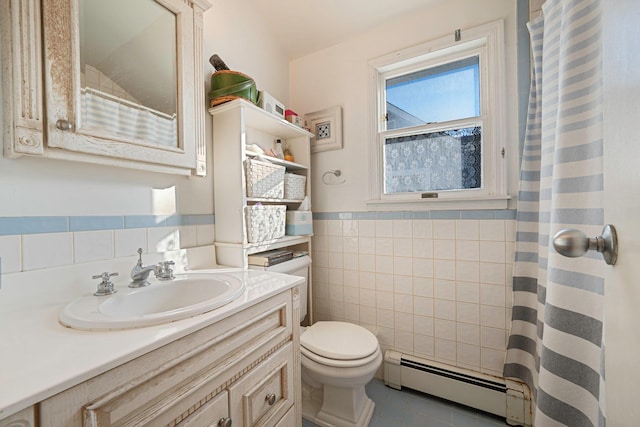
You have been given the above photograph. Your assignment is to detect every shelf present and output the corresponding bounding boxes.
[209,99,313,139]
[247,197,304,204]
[211,97,313,270]
[215,235,312,255]
[245,152,307,171]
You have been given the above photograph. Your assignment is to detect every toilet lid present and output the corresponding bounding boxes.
[300,321,378,360]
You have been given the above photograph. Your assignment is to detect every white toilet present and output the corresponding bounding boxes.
[300,321,382,427]
[251,255,382,427]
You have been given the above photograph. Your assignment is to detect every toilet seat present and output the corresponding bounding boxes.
[300,321,380,368]
[301,345,381,368]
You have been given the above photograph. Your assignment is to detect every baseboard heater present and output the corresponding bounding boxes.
[384,350,533,426]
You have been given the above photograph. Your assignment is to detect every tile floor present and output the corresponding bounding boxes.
[302,378,510,427]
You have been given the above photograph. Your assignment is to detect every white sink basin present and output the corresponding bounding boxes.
[59,273,245,330]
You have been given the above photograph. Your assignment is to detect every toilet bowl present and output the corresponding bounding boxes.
[249,257,381,427]
[300,321,382,427]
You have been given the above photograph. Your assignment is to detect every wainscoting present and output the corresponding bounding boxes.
[311,211,516,378]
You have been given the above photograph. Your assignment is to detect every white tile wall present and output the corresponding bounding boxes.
[3,225,210,274]
[196,224,215,246]
[23,233,73,270]
[0,235,22,274]
[147,227,180,253]
[74,230,114,263]
[312,217,516,377]
[114,228,147,258]
[179,226,198,249]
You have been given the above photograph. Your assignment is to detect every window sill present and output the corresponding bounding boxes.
[365,195,511,211]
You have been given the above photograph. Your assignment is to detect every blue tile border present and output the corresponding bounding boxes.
[70,216,124,232]
[0,211,513,236]
[124,215,165,229]
[0,214,214,236]
[313,210,516,221]
[404,211,431,219]
[495,209,518,220]
[376,212,398,220]
[354,212,378,220]
[430,210,462,219]
[460,210,496,220]
[0,217,68,235]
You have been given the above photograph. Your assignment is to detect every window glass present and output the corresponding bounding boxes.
[384,126,482,194]
[385,56,480,130]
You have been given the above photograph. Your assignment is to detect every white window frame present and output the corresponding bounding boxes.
[367,20,509,209]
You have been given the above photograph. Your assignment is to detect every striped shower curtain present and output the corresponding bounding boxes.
[503,1,605,426]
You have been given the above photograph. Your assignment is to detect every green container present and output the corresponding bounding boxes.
[208,70,258,107]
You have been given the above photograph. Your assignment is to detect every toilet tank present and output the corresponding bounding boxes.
[248,255,311,323]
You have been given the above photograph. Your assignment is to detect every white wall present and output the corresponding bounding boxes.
[203,0,290,107]
[289,0,520,213]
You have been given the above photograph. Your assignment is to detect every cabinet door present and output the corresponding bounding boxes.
[229,342,294,427]
[39,0,207,175]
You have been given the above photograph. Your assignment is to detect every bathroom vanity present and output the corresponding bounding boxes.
[0,263,302,427]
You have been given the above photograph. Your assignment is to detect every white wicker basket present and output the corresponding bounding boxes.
[245,159,285,199]
[284,173,306,200]
[245,205,286,243]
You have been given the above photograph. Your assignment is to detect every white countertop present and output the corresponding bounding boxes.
[0,262,302,419]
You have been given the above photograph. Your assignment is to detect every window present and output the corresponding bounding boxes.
[386,56,480,130]
[368,21,508,207]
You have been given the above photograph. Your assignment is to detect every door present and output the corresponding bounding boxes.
[602,1,640,425]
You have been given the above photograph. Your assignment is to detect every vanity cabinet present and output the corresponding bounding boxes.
[0,0,210,176]
[0,407,36,427]
[38,287,302,427]
[209,99,314,267]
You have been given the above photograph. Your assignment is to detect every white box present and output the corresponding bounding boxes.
[258,91,285,119]
[286,211,313,236]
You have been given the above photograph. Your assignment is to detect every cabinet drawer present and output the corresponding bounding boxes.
[229,342,294,427]
[174,390,229,427]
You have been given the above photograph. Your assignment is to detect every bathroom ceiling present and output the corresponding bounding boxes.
[252,0,446,59]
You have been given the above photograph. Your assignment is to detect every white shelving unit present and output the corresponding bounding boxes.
[209,98,314,268]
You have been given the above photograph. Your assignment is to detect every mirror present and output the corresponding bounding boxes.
[79,0,178,148]
[3,0,215,175]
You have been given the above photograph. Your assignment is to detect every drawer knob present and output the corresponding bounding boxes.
[218,417,232,427]
[55,119,73,131]
[265,393,277,406]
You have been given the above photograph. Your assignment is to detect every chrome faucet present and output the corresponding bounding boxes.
[129,248,176,287]
[130,248,157,288]
[93,271,118,296]
[156,260,175,280]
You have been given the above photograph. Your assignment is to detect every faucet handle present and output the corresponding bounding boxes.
[92,272,118,296]
[136,248,144,266]
[156,260,175,280]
